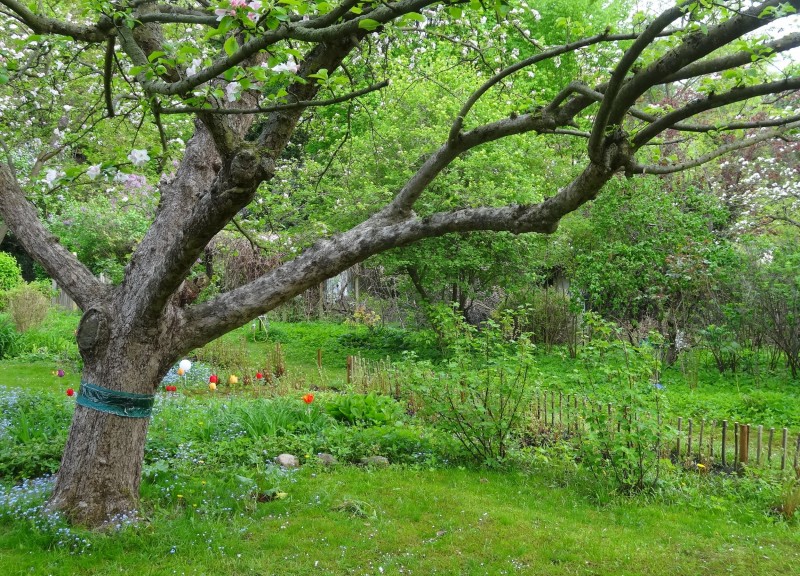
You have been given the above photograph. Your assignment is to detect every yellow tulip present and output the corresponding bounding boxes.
[228,375,239,385]
[177,368,185,376]
[209,382,217,391]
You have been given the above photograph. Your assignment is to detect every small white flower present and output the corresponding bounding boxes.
[43,169,60,188]
[271,59,299,74]
[186,58,201,77]
[225,81,241,102]
[114,171,128,183]
[128,149,150,167]
[87,164,101,180]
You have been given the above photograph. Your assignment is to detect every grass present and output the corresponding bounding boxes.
[2,467,799,576]
[2,313,800,575]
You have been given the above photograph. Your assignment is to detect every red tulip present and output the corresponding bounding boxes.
[209,374,218,384]
[302,393,314,404]
[66,388,75,397]
[256,372,263,380]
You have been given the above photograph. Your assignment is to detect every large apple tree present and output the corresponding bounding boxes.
[1,0,799,525]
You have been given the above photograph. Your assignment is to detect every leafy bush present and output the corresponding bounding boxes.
[325,392,405,426]
[0,387,72,479]
[224,397,335,438]
[0,251,22,293]
[0,314,19,359]
[404,309,537,466]
[577,315,671,493]
[6,283,50,332]
[329,424,457,465]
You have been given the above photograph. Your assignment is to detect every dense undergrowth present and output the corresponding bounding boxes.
[1,310,799,574]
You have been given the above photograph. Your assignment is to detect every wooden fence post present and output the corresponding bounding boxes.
[738,423,749,466]
[721,420,728,468]
[768,428,775,463]
[781,428,788,471]
[698,419,705,461]
[756,425,763,465]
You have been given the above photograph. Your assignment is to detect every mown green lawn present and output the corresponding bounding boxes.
[2,319,799,576]
[2,466,799,576]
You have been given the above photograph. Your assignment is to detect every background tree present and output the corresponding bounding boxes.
[1,0,799,525]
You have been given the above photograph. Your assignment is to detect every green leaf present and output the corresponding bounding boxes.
[358,18,381,31]
[223,35,239,56]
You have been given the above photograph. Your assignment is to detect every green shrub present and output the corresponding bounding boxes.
[0,387,72,479]
[0,314,19,359]
[7,283,50,332]
[404,308,537,466]
[577,315,672,493]
[325,392,405,426]
[0,251,22,292]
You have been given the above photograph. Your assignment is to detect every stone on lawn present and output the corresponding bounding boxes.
[275,453,300,468]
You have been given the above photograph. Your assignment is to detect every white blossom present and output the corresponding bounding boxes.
[128,149,150,167]
[225,81,241,102]
[87,164,101,180]
[271,59,299,74]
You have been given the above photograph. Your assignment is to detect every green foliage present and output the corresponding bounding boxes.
[0,252,22,292]
[0,314,19,359]
[47,197,150,282]
[577,315,671,493]
[404,308,537,466]
[6,283,50,332]
[0,387,71,479]
[325,392,405,427]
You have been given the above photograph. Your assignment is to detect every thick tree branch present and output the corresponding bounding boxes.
[632,76,800,148]
[588,1,688,160]
[661,31,800,84]
[594,0,800,160]
[159,80,389,115]
[128,0,437,97]
[0,165,107,309]
[177,159,621,350]
[120,39,361,324]
[628,121,800,174]
[0,0,112,42]
[448,29,679,142]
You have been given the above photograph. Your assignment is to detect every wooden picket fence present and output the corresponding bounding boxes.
[531,389,800,474]
[342,354,800,474]
[345,355,403,399]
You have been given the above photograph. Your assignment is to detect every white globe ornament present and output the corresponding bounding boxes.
[179,359,192,372]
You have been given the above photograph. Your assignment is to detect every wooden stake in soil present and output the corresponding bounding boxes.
[676,417,682,459]
[768,427,775,463]
[687,419,693,460]
[317,348,322,370]
[346,356,353,385]
[734,422,739,468]
[794,433,800,471]
[738,424,749,466]
[721,420,728,467]
[698,420,705,461]
[756,425,763,465]
[709,420,715,458]
[781,428,788,471]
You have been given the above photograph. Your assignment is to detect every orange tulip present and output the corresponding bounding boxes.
[302,393,314,404]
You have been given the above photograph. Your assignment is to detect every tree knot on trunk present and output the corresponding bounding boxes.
[77,307,111,357]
